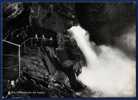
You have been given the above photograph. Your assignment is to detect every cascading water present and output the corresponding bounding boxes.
[68,25,136,97]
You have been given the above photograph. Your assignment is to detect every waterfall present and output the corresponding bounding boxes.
[68,25,135,97]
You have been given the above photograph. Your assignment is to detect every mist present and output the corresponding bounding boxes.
[68,25,136,97]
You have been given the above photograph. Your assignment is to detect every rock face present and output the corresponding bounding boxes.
[3,3,85,97]
[3,39,83,97]
[19,46,76,97]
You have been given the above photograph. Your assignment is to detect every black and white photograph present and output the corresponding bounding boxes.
[2,2,136,98]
